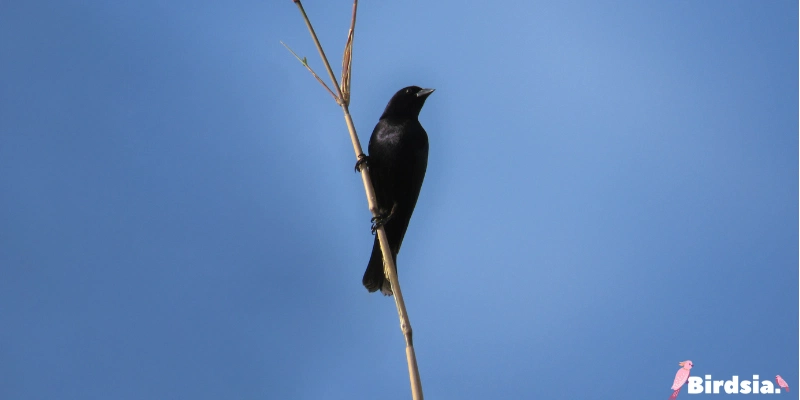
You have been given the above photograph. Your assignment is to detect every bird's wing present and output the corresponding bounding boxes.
[671,370,689,390]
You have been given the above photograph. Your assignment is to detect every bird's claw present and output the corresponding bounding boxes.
[370,203,397,234]
[354,154,369,173]
[370,215,388,234]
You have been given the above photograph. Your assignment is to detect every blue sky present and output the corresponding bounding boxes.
[1,1,797,399]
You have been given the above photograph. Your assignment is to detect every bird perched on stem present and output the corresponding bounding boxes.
[356,86,434,295]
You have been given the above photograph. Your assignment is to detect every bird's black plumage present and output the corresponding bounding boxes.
[360,86,434,295]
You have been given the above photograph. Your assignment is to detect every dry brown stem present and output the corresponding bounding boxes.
[284,2,424,399]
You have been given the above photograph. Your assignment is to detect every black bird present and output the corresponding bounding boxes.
[357,86,434,295]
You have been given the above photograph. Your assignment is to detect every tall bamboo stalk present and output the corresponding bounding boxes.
[285,1,424,399]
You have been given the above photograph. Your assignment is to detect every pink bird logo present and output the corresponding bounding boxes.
[776,375,789,392]
[669,360,693,400]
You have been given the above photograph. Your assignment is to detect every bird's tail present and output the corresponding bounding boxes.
[362,237,394,296]
[669,389,680,400]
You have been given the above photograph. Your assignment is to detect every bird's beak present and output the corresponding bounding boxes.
[416,88,435,98]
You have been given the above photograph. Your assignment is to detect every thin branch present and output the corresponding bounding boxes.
[292,0,344,103]
[339,0,357,106]
[280,41,338,102]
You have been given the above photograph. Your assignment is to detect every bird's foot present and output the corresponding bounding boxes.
[354,154,369,173]
[371,203,397,234]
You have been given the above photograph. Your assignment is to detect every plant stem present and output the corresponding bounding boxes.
[288,2,424,399]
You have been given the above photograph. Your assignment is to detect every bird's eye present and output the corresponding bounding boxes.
[405,88,411,94]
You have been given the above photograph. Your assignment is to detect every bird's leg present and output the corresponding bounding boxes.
[354,154,369,173]
[371,202,397,234]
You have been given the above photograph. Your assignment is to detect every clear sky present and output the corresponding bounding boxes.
[1,1,797,399]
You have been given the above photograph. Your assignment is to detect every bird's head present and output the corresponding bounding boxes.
[380,86,435,120]
[679,360,693,369]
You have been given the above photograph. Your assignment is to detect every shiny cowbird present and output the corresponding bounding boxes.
[357,86,434,295]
